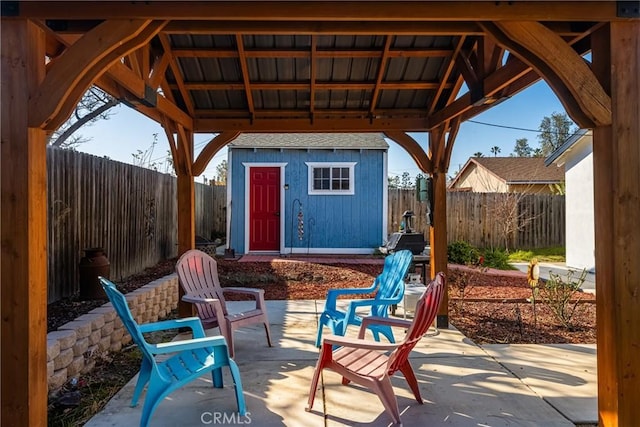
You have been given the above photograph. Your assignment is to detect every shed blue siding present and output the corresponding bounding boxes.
[229,147,385,254]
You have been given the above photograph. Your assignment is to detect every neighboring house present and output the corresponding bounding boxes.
[448,156,565,194]
[227,133,389,255]
[546,129,594,272]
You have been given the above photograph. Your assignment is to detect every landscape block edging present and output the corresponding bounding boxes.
[46,274,179,393]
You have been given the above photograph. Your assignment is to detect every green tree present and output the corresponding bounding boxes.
[401,171,412,189]
[513,138,533,157]
[216,160,228,184]
[490,146,501,157]
[473,152,484,157]
[388,175,401,188]
[537,112,576,156]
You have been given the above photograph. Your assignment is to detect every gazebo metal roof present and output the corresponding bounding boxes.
[29,3,606,136]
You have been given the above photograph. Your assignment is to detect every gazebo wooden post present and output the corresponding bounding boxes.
[428,126,450,328]
[175,127,196,318]
[591,24,617,427]
[430,169,448,328]
[0,19,48,427]
[592,22,640,427]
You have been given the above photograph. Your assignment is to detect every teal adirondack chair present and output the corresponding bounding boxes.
[99,277,246,427]
[315,250,413,347]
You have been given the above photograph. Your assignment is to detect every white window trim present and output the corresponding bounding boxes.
[305,162,356,195]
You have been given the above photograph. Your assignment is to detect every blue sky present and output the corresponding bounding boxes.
[78,80,567,181]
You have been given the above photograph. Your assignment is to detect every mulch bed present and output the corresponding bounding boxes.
[447,268,596,344]
[49,257,597,346]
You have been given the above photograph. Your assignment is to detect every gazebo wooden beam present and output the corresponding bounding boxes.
[235,35,255,121]
[107,62,193,128]
[165,20,485,35]
[159,34,195,116]
[34,23,190,129]
[310,36,317,119]
[148,51,171,89]
[428,57,532,128]
[370,36,393,116]
[194,117,429,132]
[429,36,466,114]
[29,19,164,130]
[174,81,445,91]
[19,1,620,21]
[171,47,453,58]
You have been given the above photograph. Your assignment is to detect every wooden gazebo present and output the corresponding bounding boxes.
[1,2,638,425]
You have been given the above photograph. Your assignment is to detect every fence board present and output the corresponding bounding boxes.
[47,148,225,303]
[387,189,565,250]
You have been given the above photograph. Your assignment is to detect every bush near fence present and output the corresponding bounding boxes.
[387,189,565,249]
[47,148,225,303]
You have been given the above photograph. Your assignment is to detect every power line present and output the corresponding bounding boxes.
[467,119,542,133]
[467,119,576,137]
[147,136,222,164]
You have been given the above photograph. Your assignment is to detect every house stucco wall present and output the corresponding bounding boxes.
[563,138,595,271]
[453,164,507,192]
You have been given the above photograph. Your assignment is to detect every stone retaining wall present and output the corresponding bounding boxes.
[47,274,179,392]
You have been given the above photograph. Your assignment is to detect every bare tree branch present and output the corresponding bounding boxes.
[49,98,119,147]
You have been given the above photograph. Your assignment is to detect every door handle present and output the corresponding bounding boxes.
[274,212,280,217]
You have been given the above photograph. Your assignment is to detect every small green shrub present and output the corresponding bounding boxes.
[447,241,480,265]
[541,268,587,330]
[481,247,514,270]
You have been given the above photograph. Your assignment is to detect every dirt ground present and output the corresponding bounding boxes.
[48,257,596,344]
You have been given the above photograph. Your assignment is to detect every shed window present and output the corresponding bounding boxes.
[305,162,356,195]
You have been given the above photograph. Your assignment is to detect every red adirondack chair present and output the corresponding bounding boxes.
[307,272,445,426]
[176,249,272,358]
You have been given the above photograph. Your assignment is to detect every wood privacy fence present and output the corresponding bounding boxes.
[47,150,563,303]
[387,189,565,250]
[47,148,225,303]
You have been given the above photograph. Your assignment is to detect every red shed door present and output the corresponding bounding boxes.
[249,167,280,251]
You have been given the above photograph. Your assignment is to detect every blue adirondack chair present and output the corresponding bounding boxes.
[315,250,413,347]
[99,277,246,427]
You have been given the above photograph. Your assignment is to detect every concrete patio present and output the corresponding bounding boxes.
[85,299,597,427]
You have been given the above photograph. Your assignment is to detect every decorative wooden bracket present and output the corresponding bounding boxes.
[192,132,241,176]
[481,21,611,128]
[383,131,433,174]
[176,124,193,176]
[30,19,167,130]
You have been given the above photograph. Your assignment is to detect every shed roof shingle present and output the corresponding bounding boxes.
[227,133,389,149]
